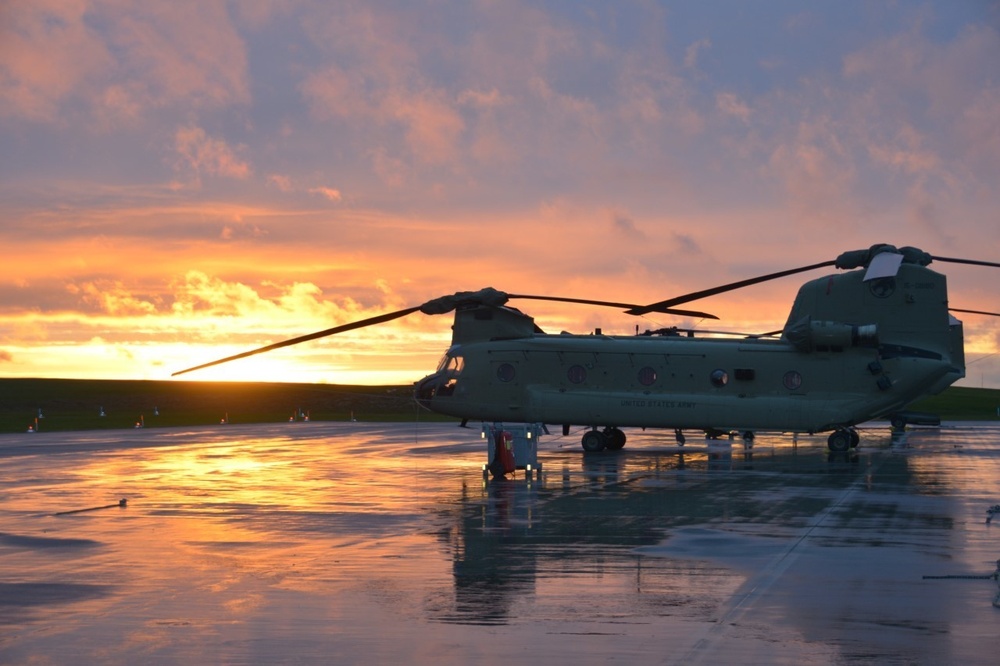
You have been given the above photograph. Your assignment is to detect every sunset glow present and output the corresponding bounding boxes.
[1,2,998,387]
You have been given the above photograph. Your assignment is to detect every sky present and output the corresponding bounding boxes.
[1,0,999,388]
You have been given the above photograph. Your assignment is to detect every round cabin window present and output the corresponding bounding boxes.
[638,367,657,386]
[567,365,587,384]
[710,369,729,388]
[783,370,803,391]
[496,363,515,382]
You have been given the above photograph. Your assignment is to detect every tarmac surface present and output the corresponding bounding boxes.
[1,421,999,665]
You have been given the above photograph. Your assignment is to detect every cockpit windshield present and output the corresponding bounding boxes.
[435,354,464,374]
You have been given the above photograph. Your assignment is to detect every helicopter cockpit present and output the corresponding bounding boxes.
[416,349,465,405]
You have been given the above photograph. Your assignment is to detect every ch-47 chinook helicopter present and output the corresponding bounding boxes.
[174,244,999,453]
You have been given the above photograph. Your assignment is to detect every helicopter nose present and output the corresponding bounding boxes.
[414,373,440,408]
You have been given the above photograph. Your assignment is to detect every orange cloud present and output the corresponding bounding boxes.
[69,281,161,316]
[0,1,249,124]
[767,118,858,227]
[300,64,372,119]
[268,174,293,192]
[0,0,113,122]
[387,90,465,163]
[106,1,249,109]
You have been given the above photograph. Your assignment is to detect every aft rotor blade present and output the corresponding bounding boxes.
[508,294,718,320]
[929,256,1000,317]
[172,306,422,377]
[931,255,1000,269]
[626,260,837,315]
[950,308,1000,318]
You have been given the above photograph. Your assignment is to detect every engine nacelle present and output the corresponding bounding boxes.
[784,317,878,352]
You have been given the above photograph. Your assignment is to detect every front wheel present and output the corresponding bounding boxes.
[581,430,606,452]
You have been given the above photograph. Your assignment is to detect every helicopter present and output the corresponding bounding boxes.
[174,244,999,453]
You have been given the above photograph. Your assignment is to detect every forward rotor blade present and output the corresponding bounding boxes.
[507,294,718,320]
[626,260,837,315]
[172,306,422,377]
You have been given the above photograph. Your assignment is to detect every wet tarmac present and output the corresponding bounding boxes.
[1,421,999,664]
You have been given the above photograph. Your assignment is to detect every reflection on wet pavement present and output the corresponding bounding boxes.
[1,423,999,663]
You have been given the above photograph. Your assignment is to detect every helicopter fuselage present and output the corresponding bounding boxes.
[416,332,955,434]
[415,261,965,441]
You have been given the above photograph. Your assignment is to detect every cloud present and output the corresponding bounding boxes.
[957,85,1000,175]
[301,66,465,165]
[866,124,939,175]
[765,115,858,227]
[103,1,250,110]
[670,232,702,255]
[174,125,252,179]
[684,38,712,69]
[611,213,646,240]
[1,1,249,129]
[171,271,275,319]
[716,92,751,122]
[0,0,114,122]
[268,174,293,192]
[299,64,372,120]
[68,281,160,316]
[387,90,465,163]
[457,88,507,109]
[309,187,342,202]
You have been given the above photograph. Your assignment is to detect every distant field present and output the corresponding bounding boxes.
[908,386,1000,421]
[0,378,996,434]
[0,378,448,433]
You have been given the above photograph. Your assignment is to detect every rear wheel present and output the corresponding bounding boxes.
[604,427,626,450]
[827,429,851,452]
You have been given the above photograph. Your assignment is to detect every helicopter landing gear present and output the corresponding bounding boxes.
[604,427,626,450]
[580,427,627,452]
[581,429,605,452]
[827,428,860,452]
[674,429,686,446]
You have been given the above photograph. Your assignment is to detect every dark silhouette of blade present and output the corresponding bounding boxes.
[931,256,1000,269]
[507,294,718,320]
[625,260,837,315]
[172,306,421,376]
[950,308,1000,318]
[929,256,1000,318]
